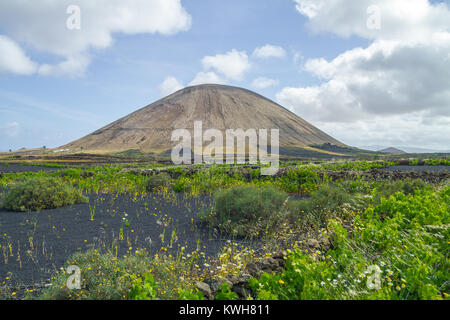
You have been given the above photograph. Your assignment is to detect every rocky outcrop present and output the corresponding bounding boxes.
[196,252,286,300]
[321,169,449,184]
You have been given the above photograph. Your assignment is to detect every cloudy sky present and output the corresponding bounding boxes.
[0,0,449,152]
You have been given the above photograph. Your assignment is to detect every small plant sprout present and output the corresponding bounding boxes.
[89,203,96,221]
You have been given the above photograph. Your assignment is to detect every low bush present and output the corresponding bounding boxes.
[1,177,88,212]
[294,183,353,213]
[146,173,171,192]
[207,185,290,238]
[372,179,428,204]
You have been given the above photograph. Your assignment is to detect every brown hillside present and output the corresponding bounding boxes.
[62,84,346,154]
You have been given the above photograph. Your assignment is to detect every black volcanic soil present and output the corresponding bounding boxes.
[0,192,246,287]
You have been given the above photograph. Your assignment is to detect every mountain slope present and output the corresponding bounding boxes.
[378,147,407,154]
[62,84,347,154]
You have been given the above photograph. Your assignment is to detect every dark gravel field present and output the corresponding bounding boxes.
[0,192,241,286]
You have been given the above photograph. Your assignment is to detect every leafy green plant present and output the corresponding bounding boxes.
[89,203,96,221]
[215,282,238,300]
[178,289,204,300]
[2,177,88,212]
[128,273,158,300]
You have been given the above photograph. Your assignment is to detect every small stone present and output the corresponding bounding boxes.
[203,279,220,293]
[232,285,249,298]
[237,273,251,284]
[272,251,285,260]
[245,262,262,278]
[260,258,278,272]
[196,281,213,300]
[226,274,240,285]
[307,238,320,249]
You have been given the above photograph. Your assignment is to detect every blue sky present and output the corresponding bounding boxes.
[0,0,449,152]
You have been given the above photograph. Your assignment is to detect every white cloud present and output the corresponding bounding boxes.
[189,71,225,86]
[38,54,92,77]
[294,0,450,42]
[0,0,192,76]
[279,37,450,122]
[159,76,184,96]
[253,44,286,59]
[0,36,38,75]
[201,49,250,81]
[251,77,279,89]
[279,0,450,149]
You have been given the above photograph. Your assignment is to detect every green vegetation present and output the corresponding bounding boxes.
[38,249,203,300]
[424,158,450,166]
[1,176,88,212]
[205,185,291,238]
[146,172,171,192]
[215,282,239,300]
[249,186,449,300]
[0,157,448,300]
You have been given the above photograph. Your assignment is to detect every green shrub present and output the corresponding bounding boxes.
[276,166,324,195]
[287,182,366,232]
[2,177,88,212]
[209,185,290,238]
[146,172,171,192]
[173,176,190,192]
[295,183,352,213]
